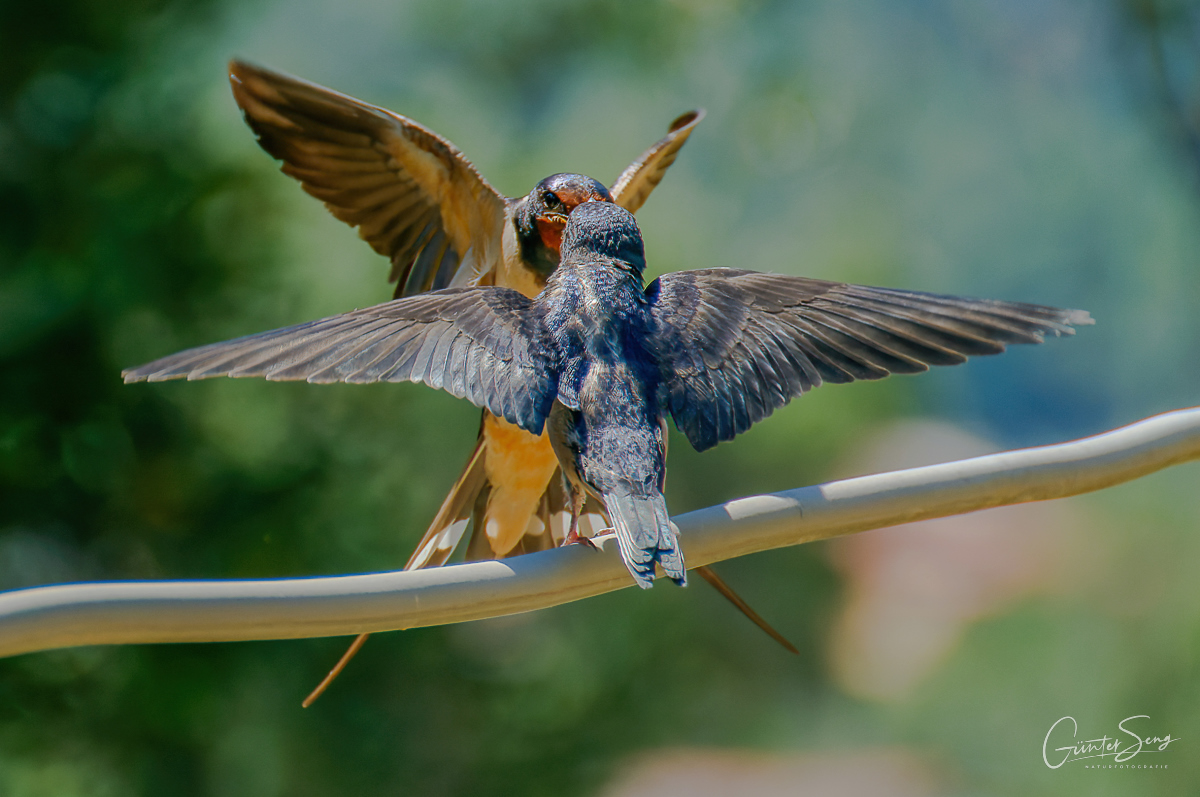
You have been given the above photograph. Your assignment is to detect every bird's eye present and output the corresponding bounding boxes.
[542,191,560,208]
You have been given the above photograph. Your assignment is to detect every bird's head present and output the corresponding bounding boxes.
[516,174,613,275]
[560,200,646,276]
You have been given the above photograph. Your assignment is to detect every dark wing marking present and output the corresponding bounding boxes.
[648,269,1093,451]
[610,110,705,214]
[229,60,507,297]
[123,288,558,434]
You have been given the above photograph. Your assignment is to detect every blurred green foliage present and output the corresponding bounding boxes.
[1,0,1199,795]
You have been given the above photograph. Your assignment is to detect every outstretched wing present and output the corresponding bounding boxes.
[230,60,508,297]
[123,289,558,434]
[610,110,705,214]
[648,269,1093,452]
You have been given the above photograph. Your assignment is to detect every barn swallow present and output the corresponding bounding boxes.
[124,201,1092,591]
[228,62,793,699]
[229,60,703,573]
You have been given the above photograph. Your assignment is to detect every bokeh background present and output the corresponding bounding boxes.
[2,0,1199,794]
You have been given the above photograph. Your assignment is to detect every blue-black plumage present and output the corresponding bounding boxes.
[125,201,1092,588]
[538,203,682,586]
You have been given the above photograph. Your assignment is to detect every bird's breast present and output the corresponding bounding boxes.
[499,216,549,297]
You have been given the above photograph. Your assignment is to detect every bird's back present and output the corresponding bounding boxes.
[542,213,684,587]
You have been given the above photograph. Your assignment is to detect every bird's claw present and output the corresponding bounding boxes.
[562,530,598,549]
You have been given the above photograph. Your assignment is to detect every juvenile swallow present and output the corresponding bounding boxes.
[124,202,1092,590]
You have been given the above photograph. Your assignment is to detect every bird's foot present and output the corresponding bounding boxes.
[562,529,598,549]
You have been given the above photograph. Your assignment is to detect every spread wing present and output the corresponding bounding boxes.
[648,269,1093,452]
[610,110,705,214]
[123,289,558,434]
[230,60,508,298]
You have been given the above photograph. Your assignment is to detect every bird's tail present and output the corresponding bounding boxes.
[605,491,686,589]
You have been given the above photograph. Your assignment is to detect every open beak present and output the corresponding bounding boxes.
[535,191,612,251]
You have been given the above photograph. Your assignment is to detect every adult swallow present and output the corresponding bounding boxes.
[124,201,1092,590]
[229,60,701,568]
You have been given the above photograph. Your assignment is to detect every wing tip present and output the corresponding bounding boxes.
[669,108,706,132]
[228,58,271,90]
[1064,308,1095,327]
[1041,308,1094,339]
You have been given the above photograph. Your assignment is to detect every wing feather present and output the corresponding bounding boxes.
[611,110,705,214]
[229,60,507,297]
[648,270,1092,451]
[123,288,557,435]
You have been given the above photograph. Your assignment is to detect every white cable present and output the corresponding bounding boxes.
[1,406,1197,658]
